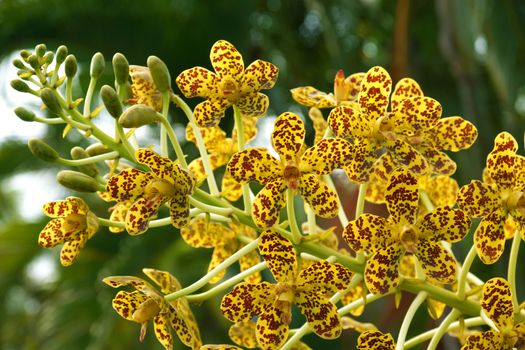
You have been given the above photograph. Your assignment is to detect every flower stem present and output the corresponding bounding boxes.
[286,188,302,244]
[160,91,170,157]
[232,105,252,214]
[164,239,259,301]
[396,291,428,350]
[59,151,120,166]
[323,174,348,227]
[426,308,461,350]
[189,196,232,217]
[355,182,368,219]
[420,190,435,212]
[158,115,187,168]
[457,245,478,300]
[508,229,521,314]
[83,77,97,117]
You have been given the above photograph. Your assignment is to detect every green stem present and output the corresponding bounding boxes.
[185,261,267,303]
[281,323,310,350]
[286,188,302,244]
[59,151,119,166]
[158,116,187,168]
[337,292,384,317]
[323,174,348,227]
[97,217,125,229]
[420,190,435,212]
[65,78,73,106]
[83,77,97,117]
[189,196,232,217]
[232,105,252,214]
[508,229,521,314]
[457,245,478,300]
[396,291,428,350]
[305,204,317,236]
[160,91,170,157]
[355,182,368,219]
[426,308,461,350]
[165,239,259,301]
[34,116,67,124]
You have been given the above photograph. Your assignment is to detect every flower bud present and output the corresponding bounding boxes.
[20,49,31,60]
[27,54,39,70]
[100,85,122,119]
[40,88,63,114]
[14,107,36,122]
[55,45,68,65]
[12,59,25,69]
[28,139,59,162]
[147,55,171,92]
[119,104,161,128]
[64,54,78,78]
[11,79,31,93]
[112,53,129,85]
[43,52,54,65]
[90,52,105,79]
[86,143,111,156]
[35,44,47,58]
[71,147,99,177]
[57,170,101,192]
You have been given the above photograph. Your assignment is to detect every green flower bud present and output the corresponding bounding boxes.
[147,55,171,93]
[57,170,101,192]
[43,52,54,65]
[71,147,99,177]
[85,143,111,156]
[35,44,47,58]
[28,139,59,162]
[100,85,122,119]
[90,52,105,79]
[65,54,78,78]
[55,45,68,65]
[20,49,31,60]
[119,104,161,128]
[14,107,36,122]
[12,59,25,69]
[27,54,39,70]
[40,88,63,114]
[11,79,31,93]
[112,53,129,85]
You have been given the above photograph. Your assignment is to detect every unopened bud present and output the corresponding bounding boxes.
[71,147,99,177]
[119,104,161,128]
[57,170,101,192]
[11,79,31,93]
[112,53,129,85]
[90,52,105,79]
[35,44,47,58]
[20,49,31,60]
[14,107,36,122]
[12,59,25,69]
[28,139,59,162]
[43,52,54,65]
[147,56,171,92]
[64,55,78,78]
[86,143,111,156]
[100,85,122,119]
[27,54,39,70]
[55,45,68,65]
[40,88,63,114]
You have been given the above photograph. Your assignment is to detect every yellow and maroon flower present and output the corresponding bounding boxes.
[457,132,525,264]
[291,69,364,109]
[176,40,278,127]
[220,230,352,349]
[462,278,525,350]
[181,216,261,284]
[128,65,163,112]
[343,168,470,294]
[227,111,353,228]
[38,196,99,266]
[106,148,194,235]
[103,269,202,350]
[357,330,396,350]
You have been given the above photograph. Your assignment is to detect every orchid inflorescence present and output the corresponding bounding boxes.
[10,40,525,349]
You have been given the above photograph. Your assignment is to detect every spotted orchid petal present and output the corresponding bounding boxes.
[259,229,297,282]
[296,260,351,294]
[358,330,396,350]
[461,331,504,350]
[170,303,203,349]
[457,180,500,218]
[490,131,518,155]
[232,115,258,145]
[384,138,430,176]
[220,282,275,322]
[201,346,242,350]
[389,96,442,134]
[106,168,154,201]
[194,98,231,127]
[126,195,166,235]
[391,78,423,111]
[251,179,287,228]
[186,124,227,153]
[102,275,151,292]
[256,306,290,350]
[221,170,243,201]
[385,168,419,225]
[236,92,269,118]
[420,175,459,208]
[298,174,339,218]
[181,217,226,248]
[153,313,173,350]
[486,152,520,191]
[307,107,328,145]
[129,66,163,111]
[474,209,506,264]
[112,290,149,321]
[176,66,218,98]
[208,239,238,284]
[60,232,88,266]
[228,320,257,348]
[358,66,392,122]
[135,149,174,181]
[239,249,263,284]
[370,152,397,181]
[343,214,390,253]
[418,146,456,176]
[341,282,366,316]
[271,112,305,163]
[169,192,191,229]
[327,105,370,139]
[481,278,514,330]
[343,72,365,101]
[291,86,336,108]
[300,138,354,175]
[416,240,457,284]
[295,291,341,339]
[416,206,470,242]
[241,59,279,93]
[143,268,182,294]
[365,175,387,204]
[365,244,403,294]
[227,148,281,184]
[344,139,379,183]
[210,40,244,79]
[38,219,67,247]
[43,197,88,217]
[188,159,207,186]
[108,200,132,233]
[428,117,478,151]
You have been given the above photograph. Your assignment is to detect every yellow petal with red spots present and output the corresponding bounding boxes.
[385,168,419,225]
[221,170,243,202]
[126,196,166,235]
[365,176,387,204]
[129,65,163,112]
[232,115,258,145]
[109,200,131,233]
[143,268,182,294]
[298,174,339,218]
[327,105,370,139]
[255,307,289,350]
[136,149,174,181]
[358,66,392,122]
[365,244,403,295]
[210,40,244,79]
[300,138,354,175]
[209,239,238,284]
[384,139,430,176]
[344,139,379,183]
[420,175,459,208]
[106,168,153,201]
[112,290,148,321]
[343,214,390,253]
[251,179,287,228]
[416,240,457,284]
[389,96,441,134]
[236,92,269,118]
[43,197,88,217]
[201,346,242,350]
[153,313,173,350]
[370,152,397,181]
[418,146,456,176]
[391,78,424,112]
[102,275,150,291]
[428,117,478,151]
[38,219,66,247]
[176,66,218,98]
[296,260,351,294]
[181,216,225,248]
[481,278,514,330]
[290,86,336,108]
[239,249,262,284]
[474,209,506,264]
[227,148,281,184]
[241,59,279,92]
[486,152,519,190]
[357,330,396,350]
[59,232,88,266]
[259,229,297,282]
[416,207,470,242]
[343,72,365,101]
[169,192,191,229]
[194,98,231,127]
[220,282,275,322]
[186,124,227,152]
[461,331,504,350]
[229,320,257,348]
[490,131,518,155]
[341,282,366,316]
[308,107,328,144]
[188,159,207,186]
[271,112,305,163]
[457,180,500,218]
[170,304,203,349]
[295,291,341,339]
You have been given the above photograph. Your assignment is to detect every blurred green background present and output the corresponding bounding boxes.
[1,0,525,349]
